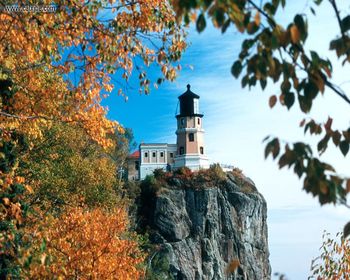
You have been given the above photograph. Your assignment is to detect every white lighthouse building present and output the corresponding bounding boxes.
[127,85,209,180]
[174,84,209,170]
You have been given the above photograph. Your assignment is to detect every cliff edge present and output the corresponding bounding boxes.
[137,167,271,280]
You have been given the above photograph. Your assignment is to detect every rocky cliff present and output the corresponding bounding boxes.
[137,168,271,280]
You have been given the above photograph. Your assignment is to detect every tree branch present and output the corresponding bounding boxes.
[0,111,51,120]
[329,0,346,39]
[248,0,350,106]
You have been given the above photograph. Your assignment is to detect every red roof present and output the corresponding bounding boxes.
[128,150,140,159]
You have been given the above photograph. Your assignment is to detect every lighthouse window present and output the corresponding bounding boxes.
[194,99,199,114]
[179,147,184,155]
[197,118,200,125]
[200,147,204,154]
[189,133,194,142]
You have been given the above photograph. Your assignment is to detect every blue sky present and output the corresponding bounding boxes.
[105,1,350,279]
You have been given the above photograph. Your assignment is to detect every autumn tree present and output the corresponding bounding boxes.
[27,207,145,279]
[172,0,350,227]
[1,0,187,277]
[310,232,350,279]
[21,123,129,212]
[0,130,30,278]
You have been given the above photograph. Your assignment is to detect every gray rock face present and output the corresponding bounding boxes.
[144,173,271,280]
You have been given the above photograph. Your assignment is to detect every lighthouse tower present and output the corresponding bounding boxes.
[174,84,209,170]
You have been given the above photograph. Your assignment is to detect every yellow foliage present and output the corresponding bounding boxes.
[0,0,186,146]
[22,123,121,211]
[0,1,186,276]
[310,232,350,279]
[28,207,145,279]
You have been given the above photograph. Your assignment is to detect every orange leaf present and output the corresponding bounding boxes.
[269,95,277,108]
[290,25,300,43]
[254,12,261,26]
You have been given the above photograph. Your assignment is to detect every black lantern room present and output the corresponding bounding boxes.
[176,84,203,118]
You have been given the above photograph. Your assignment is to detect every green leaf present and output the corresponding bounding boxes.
[310,50,319,64]
[242,39,255,51]
[241,75,249,88]
[310,7,315,15]
[203,0,213,9]
[231,61,242,78]
[304,81,319,100]
[248,76,257,87]
[298,94,312,113]
[317,135,329,155]
[243,12,251,27]
[339,140,349,156]
[332,130,341,146]
[221,19,231,33]
[264,138,280,159]
[330,38,346,57]
[294,14,307,41]
[294,160,304,178]
[341,15,350,32]
[157,78,163,85]
[272,0,280,9]
[40,238,47,252]
[214,9,225,27]
[184,13,190,25]
[264,3,277,15]
[196,14,206,33]
[281,79,291,92]
[260,79,267,90]
[284,91,295,109]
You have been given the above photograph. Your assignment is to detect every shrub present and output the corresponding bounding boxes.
[153,168,166,180]
[230,168,256,193]
[173,166,193,178]
[145,248,174,280]
[123,180,141,201]
[208,163,226,180]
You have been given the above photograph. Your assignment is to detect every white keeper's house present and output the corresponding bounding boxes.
[127,84,210,180]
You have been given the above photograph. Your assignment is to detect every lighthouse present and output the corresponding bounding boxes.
[174,84,209,170]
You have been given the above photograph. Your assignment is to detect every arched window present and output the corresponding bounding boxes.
[189,133,194,142]
[200,147,204,154]
[179,147,184,155]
